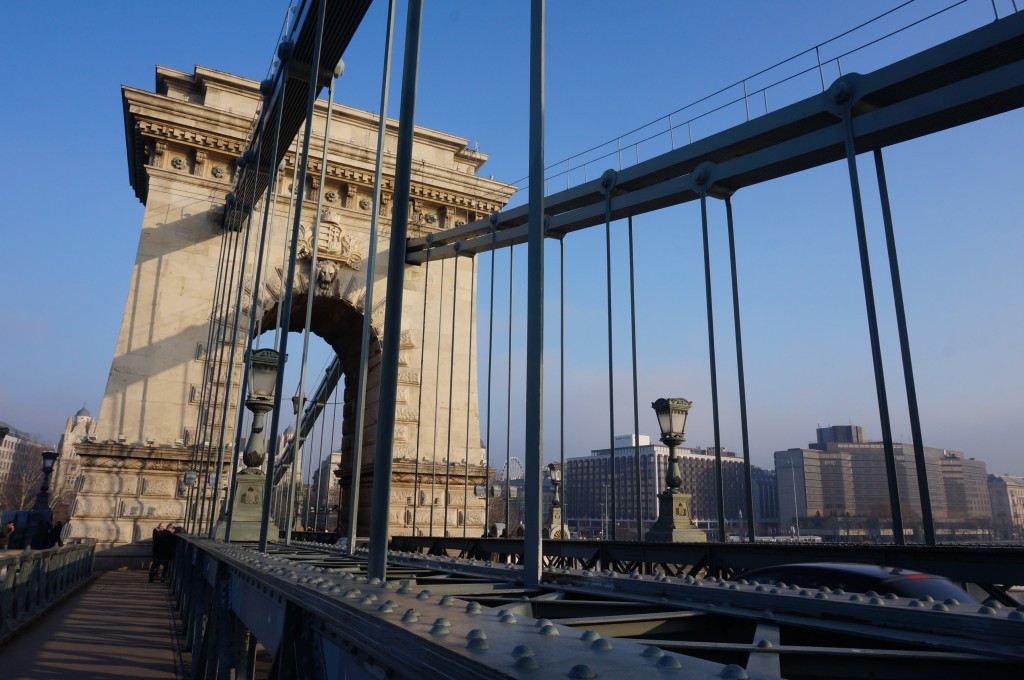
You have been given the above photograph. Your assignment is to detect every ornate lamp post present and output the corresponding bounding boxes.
[544,463,564,539]
[28,450,59,548]
[645,398,706,543]
[215,348,282,541]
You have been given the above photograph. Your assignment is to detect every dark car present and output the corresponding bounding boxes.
[735,562,978,603]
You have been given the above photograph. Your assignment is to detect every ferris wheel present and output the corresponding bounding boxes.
[496,457,524,482]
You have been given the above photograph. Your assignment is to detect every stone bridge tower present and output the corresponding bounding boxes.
[70,66,514,565]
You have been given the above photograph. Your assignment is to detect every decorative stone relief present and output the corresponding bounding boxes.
[296,223,313,259]
[142,478,175,496]
[171,157,186,169]
[397,369,420,384]
[315,261,338,290]
[396,387,410,404]
[425,213,438,223]
[212,166,226,178]
[400,329,416,348]
[359,198,370,210]
[455,220,466,227]
[325,190,338,202]
[395,407,419,422]
[79,473,139,495]
[394,425,409,442]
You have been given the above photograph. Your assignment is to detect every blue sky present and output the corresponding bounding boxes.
[1,1,1021,476]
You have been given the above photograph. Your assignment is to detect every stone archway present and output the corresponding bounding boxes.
[69,65,512,563]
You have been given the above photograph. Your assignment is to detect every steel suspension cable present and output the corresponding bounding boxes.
[327,385,339,532]
[724,197,756,542]
[627,216,643,539]
[463,250,475,538]
[559,236,566,540]
[602,176,617,540]
[699,186,726,542]
[429,259,447,535]
[314,395,329,530]
[346,0,396,554]
[504,246,514,533]
[873,148,934,546]
[443,250,461,535]
[258,0,327,553]
[484,219,497,535]
[285,61,342,543]
[185,211,233,531]
[207,177,263,536]
[197,200,246,532]
[222,66,290,540]
[272,134,304,350]
[411,249,432,537]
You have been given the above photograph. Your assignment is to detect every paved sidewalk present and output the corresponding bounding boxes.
[0,569,183,679]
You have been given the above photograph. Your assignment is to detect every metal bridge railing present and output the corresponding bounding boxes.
[0,540,96,641]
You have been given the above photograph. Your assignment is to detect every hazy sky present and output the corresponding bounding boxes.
[2,1,1021,476]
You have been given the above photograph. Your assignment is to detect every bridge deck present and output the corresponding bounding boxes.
[0,570,183,679]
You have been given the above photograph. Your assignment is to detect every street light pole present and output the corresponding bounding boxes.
[215,348,282,541]
[646,398,706,543]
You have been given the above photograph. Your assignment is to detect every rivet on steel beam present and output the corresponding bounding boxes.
[511,644,534,658]
[430,624,450,636]
[499,613,517,624]
[909,600,924,608]
[932,603,950,612]
[439,595,455,607]
[377,604,393,614]
[540,624,559,636]
[534,618,552,628]
[568,664,597,679]
[641,646,664,659]
[869,597,885,606]
[1008,611,1024,620]
[467,637,488,651]
[467,629,487,640]
[978,605,997,615]
[580,630,600,642]
[590,638,613,652]
[848,594,864,602]
[465,602,482,615]
[401,609,419,623]
[656,655,683,670]
[515,657,539,671]
[277,41,294,63]
[719,664,749,679]
[416,590,432,600]
[944,598,960,606]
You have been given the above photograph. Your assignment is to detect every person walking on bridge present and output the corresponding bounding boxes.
[148,523,168,582]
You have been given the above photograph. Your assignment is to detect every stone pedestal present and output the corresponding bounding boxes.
[68,442,198,569]
[545,506,565,539]
[645,491,707,543]
[213,470,279,542]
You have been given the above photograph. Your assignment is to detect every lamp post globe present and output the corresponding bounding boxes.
[652,397,690,490]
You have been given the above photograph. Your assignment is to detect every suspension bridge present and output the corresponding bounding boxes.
[15,0,1024,677]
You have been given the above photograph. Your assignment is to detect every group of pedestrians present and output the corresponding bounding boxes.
[0,519,65,550]
[148,523,177,583]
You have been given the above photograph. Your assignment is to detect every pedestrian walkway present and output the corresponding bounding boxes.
[0,569,183,679]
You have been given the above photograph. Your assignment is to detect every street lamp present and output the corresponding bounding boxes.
[28,450,59,548]
[645,398,706,543]
[544,463,563,539]
[214,348,281,540]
